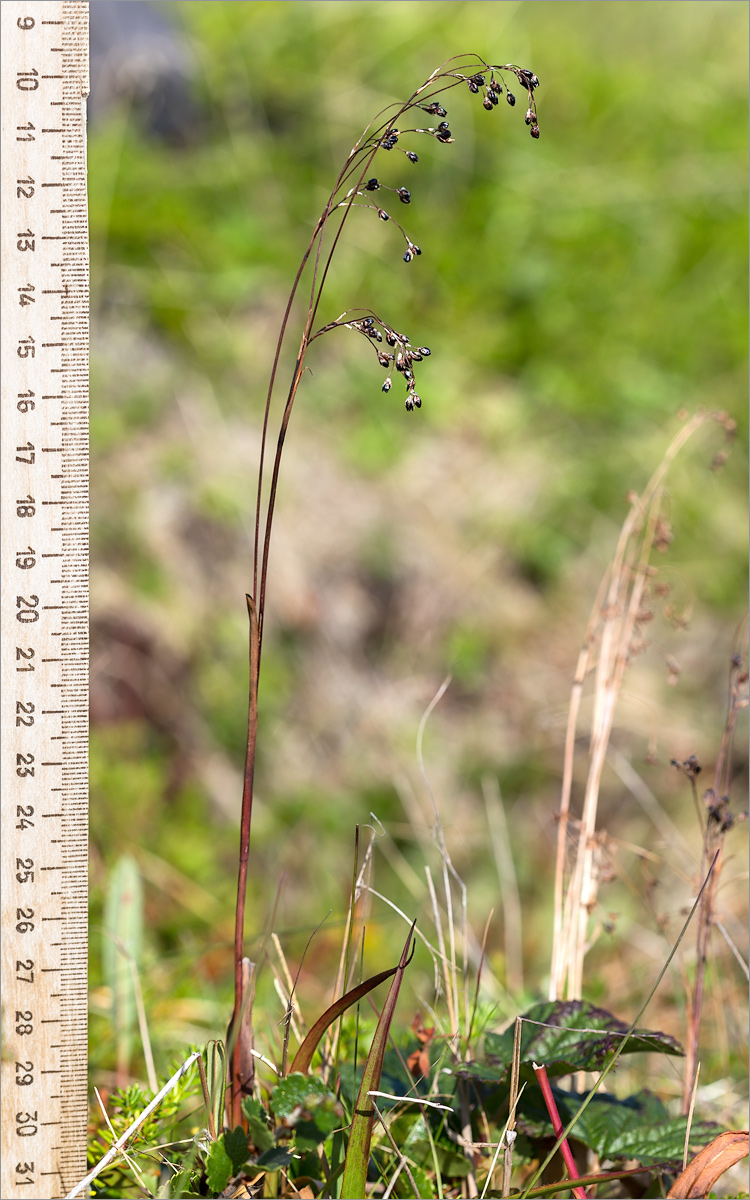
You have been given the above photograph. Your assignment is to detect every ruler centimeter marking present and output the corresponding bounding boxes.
[1,4,89,1197]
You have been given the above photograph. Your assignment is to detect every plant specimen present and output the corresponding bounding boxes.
[79,45,747,1200]
[228,54,541,1126]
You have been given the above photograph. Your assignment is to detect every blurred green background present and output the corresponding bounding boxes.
[88,0,747,1116]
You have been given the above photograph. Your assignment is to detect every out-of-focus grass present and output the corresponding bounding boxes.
[88,0,747,1129]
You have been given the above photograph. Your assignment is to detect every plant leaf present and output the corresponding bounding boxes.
[289,965,399,1075]
[271,1072,331,1116]
[223,1126,250,1173]
[254,1146,294,1171]
[102,855,144,1076]
[268,1073,343,1151]
[205,1041,226,1139]
[518,1085,720,1166]
[458,1000,683,1086]
[340,922,416,1200]
[242,1097,274,1154]
[666,1129,749,1198]
[205,1139,233,1194]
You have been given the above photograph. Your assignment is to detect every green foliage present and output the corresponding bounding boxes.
[518,1085,719,1167]
[456,998,684,1086]
[204,1139,233,1194]
[102,856,144,1077]
[341,927,415,1198]
[204,1041,226,1141]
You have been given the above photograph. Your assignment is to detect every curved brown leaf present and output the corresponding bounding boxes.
[289,965,398,1075]
[666,1130,749,1199]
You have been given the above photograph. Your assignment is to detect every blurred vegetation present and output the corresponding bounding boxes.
[88,0,747,1161]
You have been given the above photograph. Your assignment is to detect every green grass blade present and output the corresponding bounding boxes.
[340,922,416,1200]
[102,855,144,1080]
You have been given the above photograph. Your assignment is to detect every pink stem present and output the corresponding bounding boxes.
[533,1062,588,1199]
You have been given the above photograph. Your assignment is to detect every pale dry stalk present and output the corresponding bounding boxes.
[550,413,715,1001]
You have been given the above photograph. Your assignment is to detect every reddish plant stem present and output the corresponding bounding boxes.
[682,845,721,1114]
[228,595,260,1125]
[532,1062,588,1199]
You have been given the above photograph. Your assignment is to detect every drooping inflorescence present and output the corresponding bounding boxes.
[320,58,540,411]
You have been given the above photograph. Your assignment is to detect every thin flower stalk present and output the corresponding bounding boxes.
[228,55,542,1124]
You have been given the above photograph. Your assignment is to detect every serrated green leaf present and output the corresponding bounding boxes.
[241,1096,267,1124]
[222,1126,250,1173]
[205,1139,233,1194]
[469,1000,683,1086]
[271,1072,331,1116]
[518,1085,720,1166]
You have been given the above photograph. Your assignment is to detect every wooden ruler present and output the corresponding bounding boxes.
[1,4,89,1196]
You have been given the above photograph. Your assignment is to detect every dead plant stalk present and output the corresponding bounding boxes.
[549,412,719,1002]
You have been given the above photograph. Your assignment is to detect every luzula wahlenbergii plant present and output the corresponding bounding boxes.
[228,54,540,1124]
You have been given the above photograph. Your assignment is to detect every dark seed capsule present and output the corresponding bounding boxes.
[406,151,419,163]
[411,244,421,256]
[378,352,391,367]
[489,89,499,106]
[397,187,411,204]
[489,79,502,94]
[382,378,392,393]
[506,91,516,106]
[483,96,493,110]
[403,250,412,262]
[418,347,431,356]
[362,317,374,327]
[378,209,389,221]
[473,74,485,86]
[413,394,422,408]
[405,396,414,411]
[530,125,540,139]
[468,80,480,93]
[525,111,534,125]
[386,332,397,347]
[410,352,423,362]
[438,121,450,132]
[374,330,383,341]
[436,131,453,143]
[365,178,379,190]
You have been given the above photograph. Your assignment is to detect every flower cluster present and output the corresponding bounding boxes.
[325,58,540,412]
[462,65,540,135]
[344,315,430,412]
